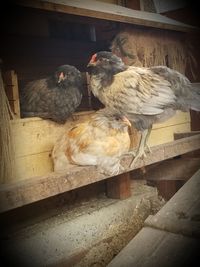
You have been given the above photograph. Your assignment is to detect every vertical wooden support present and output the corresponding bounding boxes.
[3,70,20,118]
[106,172,131,199]
[156,180,185,201]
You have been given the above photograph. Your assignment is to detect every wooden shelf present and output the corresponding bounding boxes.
[0,134,200,213]
[16,0,198,32]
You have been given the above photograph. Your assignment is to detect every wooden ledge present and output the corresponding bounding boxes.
[16,0,198,33]
[0,134,200,213]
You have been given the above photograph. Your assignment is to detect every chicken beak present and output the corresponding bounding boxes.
[87,62,96,67]
[58,72,65,83]
[122,116,131,128]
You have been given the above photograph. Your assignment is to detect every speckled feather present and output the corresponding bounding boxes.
[20,65,83,123]
[87,51,200,131]
[52,109,131,175]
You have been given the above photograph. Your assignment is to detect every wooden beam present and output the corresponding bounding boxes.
[2,70,20,118]
[144,158,200,181]
[174,131,200,139]
[16,0,198,33]
[106,173,131,199]
[0,134,200,213]
[137,157,200,200]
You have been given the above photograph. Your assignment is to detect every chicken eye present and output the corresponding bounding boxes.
[103,58,109,62]
[98,58,109,63]
[115,116,121,121]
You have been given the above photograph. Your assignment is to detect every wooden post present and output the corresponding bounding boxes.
[106,172,131,200]
[3,70,21,118]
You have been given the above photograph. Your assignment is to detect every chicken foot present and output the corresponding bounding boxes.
[127,127,152,167]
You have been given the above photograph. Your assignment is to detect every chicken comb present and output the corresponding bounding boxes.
[90,53,97,63]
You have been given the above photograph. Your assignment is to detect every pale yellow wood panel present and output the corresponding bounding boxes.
[11,111,95,157]
[13,123,191,181]
[14,152,53,181]
[152,111,190,129]
[11,119,71,157]
[149,122,191,146]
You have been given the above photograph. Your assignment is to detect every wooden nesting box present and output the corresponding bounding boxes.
[2,69,190,181]
[9,111,190,181]
[0,0,200,212]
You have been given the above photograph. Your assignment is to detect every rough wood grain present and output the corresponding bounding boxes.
[143,157,200,200]
[106,173,131,199]
[16,0,198,32]
[3,70,20,118]
[0,134,200,213]
[107,169,200,267]
[145,169,200,238]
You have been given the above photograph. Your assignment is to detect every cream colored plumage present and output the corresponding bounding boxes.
[52,109,131,175]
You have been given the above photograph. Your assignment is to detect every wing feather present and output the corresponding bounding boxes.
[99,66,176,115]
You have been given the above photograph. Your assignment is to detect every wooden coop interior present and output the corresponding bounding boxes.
[0,0,200,217]
[0,1,200,266]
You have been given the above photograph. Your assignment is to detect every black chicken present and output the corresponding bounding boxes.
[87,51,200,166]
[20,65,83,123]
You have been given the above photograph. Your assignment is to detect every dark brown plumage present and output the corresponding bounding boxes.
[87,51,200,166]
[20,65,83,123]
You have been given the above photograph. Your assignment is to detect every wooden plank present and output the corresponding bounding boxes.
[106,173,131,199]
[152,111,190,129]
[11,111,95,157]
[14,152,53,181]
[144,158,200,181]
[144,158,200,200]
[2,70,18,87]
[11,120,190,181]
[149,122,190,146]
[107,170,200,267]
[16,0,198,32]
[8,100,20,117]
[11,112,190,158]
[145,169,200,238]
[3,70,20,118]
[0,134,200,213]
[5,85,19,100]
[174,131,200,139]
[107,227,199,267]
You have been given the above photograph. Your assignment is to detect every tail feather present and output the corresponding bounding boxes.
[191,83,200,111]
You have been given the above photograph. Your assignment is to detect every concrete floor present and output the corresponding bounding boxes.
[0,181,165,267]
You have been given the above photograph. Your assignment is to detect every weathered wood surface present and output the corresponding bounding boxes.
[143,158,200,200]
[11,111,190,180]
[107,227,199,267]
[16,0,198,32]
[2,70,20,118]
[174,131,200,139]
[107,169,200,267]
[143,158,200,181]
[106,173,131,199]
[0,134,200,213]
[145,168,200,238]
